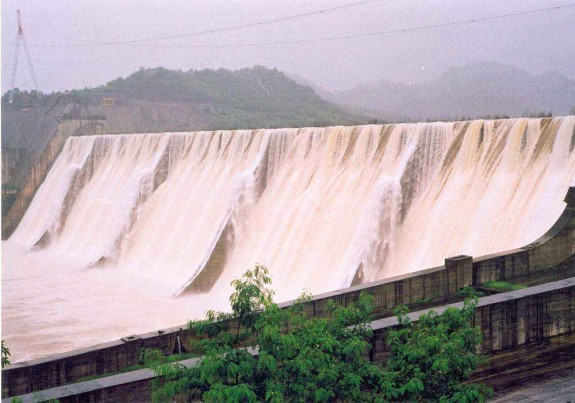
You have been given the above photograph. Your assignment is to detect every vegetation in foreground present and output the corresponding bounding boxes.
[146,264,491,402]
[2,340,10,368]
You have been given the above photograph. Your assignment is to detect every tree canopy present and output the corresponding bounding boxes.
[146,264,491,402]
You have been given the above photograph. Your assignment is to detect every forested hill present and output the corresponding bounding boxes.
[75,66,365,130]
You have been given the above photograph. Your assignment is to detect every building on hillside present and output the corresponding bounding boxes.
[100,97,115,106]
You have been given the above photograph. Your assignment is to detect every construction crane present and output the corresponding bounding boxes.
[9,9,41,103]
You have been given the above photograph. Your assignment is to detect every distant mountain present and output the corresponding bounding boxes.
[72,66,366,130]
[323,62,575,121]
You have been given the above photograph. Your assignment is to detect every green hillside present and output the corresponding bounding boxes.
[76,66,365,130]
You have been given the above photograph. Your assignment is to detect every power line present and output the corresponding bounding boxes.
[152,3,575,49]
[129,0,382,44]
[8,3,575,49]
[27,0,384,47]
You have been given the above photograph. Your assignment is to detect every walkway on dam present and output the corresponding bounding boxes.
[491,367,575,402]
[6,365,575,403]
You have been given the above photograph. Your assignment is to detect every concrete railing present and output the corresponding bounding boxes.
[2,187,574,397]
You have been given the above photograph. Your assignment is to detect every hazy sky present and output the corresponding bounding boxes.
[2,0,575,93]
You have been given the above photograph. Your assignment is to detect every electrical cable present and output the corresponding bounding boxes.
[4,3,574,49]
[20,0,384,46]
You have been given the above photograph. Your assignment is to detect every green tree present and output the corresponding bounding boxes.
[2,340,10,368]
[384,301,491,402]
[147,264,490,402]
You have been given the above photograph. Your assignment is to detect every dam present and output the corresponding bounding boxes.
[2,116,575,364]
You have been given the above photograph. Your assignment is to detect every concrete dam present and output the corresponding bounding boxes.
[3,116,575,362]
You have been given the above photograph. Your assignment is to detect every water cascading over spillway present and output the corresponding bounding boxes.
[9,117,575,303]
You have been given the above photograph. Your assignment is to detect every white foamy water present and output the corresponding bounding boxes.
[3,117,575,362]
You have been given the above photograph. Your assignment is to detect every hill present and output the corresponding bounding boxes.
[73,66,365,130]
[323,62,575,121]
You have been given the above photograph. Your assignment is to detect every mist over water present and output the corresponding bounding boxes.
[3,116,575,362]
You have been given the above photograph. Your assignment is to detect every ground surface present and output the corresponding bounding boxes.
[490,367,575,402]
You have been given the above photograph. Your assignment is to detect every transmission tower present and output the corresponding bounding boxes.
[9,9,41,103]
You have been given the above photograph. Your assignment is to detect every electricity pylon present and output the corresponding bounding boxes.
[9,9,41,103]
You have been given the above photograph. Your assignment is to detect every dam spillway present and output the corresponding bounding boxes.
[3,116,575,361]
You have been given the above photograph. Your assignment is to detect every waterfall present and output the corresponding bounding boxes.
[9,117,575,298]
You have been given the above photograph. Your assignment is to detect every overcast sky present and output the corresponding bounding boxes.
[2,0,575,93]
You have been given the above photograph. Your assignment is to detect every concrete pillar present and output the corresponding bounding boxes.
[445,255,473,293]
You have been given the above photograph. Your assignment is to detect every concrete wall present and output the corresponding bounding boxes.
[2,187,573,397]
[1,96,69,191]
[1,147,27,186]
[1,328,188,398]
[369,278,575,363]
[292,255,473,321]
